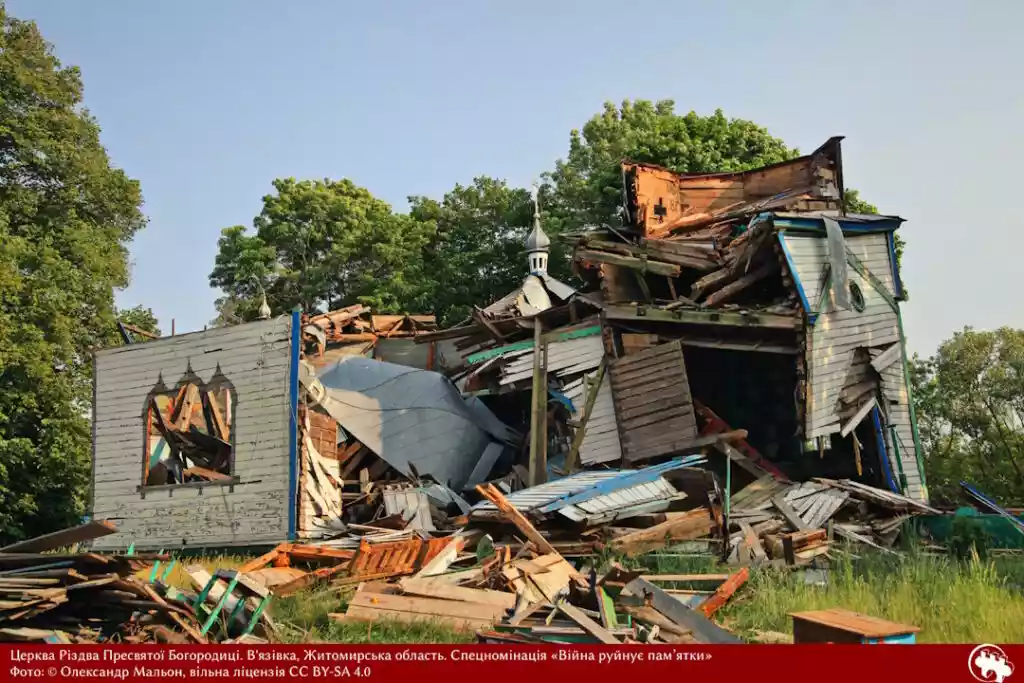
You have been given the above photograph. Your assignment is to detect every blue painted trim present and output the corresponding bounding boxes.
[872,407,899,493]
[287,307,301,540]
[886,232,904,299]
[774,217,902,234]
[776,232,812,320]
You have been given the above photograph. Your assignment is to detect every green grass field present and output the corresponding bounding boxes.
[165,547,1024,644]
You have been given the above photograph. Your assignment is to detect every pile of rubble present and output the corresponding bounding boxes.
[0,522,273,644]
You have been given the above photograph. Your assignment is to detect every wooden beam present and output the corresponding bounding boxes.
[118,322,159,339]
[475,484,557,557]
[575,249,681,277]
[603,304,800,330]
[702,263,778,307]
[699,567,750,617]
[840,397,878,438]
[0,520,118,554]
[182,466,233,482]
[623,577,741,643]
[712,441,769,479]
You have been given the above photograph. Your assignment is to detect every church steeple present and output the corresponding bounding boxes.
[525,183,549,275]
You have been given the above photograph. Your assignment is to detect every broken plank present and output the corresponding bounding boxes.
[397,578,516,610]
[772,493,812,532]
[575,249,681,277]
[609,507,717,555]
[699,567,750,618]
[0,520,118,554]
[183,466,233,482]
[840,397,878,438]
[342,591,505,631]
[639,573,732,583]
[475,484,556,556]
[702,263,778,307]
[870,344,902,373]
[623,577,741,644]
[555,600,619,644]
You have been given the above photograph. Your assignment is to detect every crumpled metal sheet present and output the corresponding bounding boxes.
[823,216,850,310]
[299,358,512,491]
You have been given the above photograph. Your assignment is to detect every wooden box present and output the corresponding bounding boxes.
[790,608,919,644]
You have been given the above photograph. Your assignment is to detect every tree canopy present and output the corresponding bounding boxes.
[0,7,146,543]
[209,178,434,325]
[912,327,1024,505]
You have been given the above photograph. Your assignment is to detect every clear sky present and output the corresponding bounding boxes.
[10,0,1023,355]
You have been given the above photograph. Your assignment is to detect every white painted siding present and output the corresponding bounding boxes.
[784,232,923,500]
[564,370,622,466]
[91,317,294,550]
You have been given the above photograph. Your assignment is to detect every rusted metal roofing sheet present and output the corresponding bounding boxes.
[610,340,698,464]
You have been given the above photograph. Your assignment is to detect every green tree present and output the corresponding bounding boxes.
[0,7,146,543]
[209,178,434,322]
[912,327,1024,505]
[409,177,572,327]
[116,305,161,338]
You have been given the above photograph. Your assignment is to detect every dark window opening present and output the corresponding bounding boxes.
[142,369,236,488]
[849,281,866,312]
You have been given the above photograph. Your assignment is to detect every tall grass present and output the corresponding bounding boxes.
[715,551,1024,643]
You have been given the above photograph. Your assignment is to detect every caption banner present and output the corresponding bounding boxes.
[2,644,1020,683]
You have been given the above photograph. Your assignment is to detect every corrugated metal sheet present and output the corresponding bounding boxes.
[383,487,435,531]
[470,455,705,518]
[784,232,922,501]
[303,358,513,491]
[558,479,682,524]
[471,470,622,517]
[609,340,697,464]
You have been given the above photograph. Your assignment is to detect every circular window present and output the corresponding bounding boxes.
[849,282,866,312]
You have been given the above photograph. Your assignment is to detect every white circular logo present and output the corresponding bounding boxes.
[969,644,1015,683]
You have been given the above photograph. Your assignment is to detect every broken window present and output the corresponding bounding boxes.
[849,281,866,312]
[142,369,236,488]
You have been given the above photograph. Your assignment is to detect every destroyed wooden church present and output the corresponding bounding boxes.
[89,136,927,553]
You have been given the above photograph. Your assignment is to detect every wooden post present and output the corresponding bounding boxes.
[171,318,176,336]
[528,318,547,487]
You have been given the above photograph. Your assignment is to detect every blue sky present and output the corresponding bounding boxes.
[10,0,1023,354]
